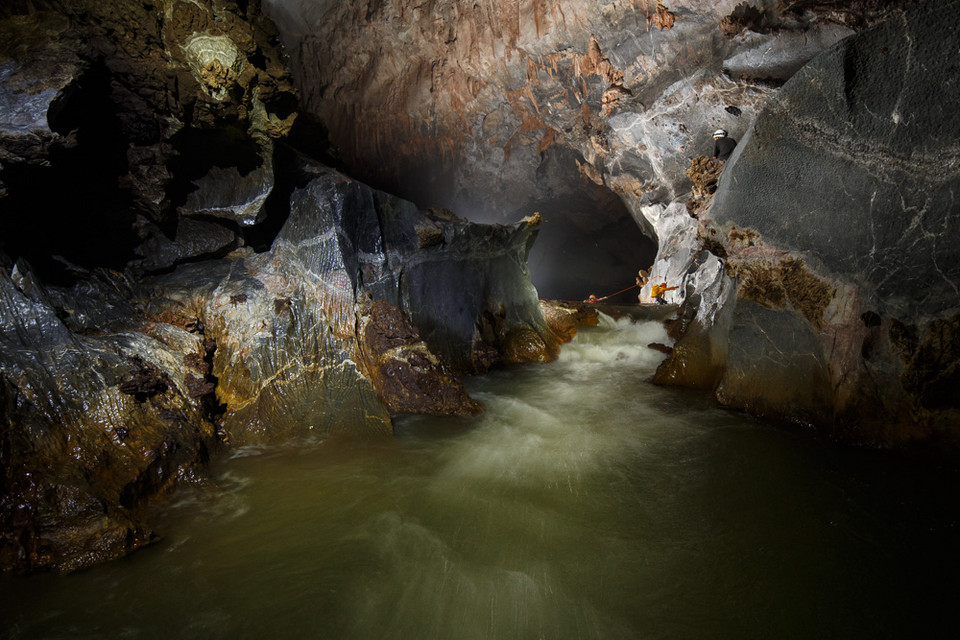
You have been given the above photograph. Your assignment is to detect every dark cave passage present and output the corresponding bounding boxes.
[0,62,140,284]
[316,136,660,305]
[525,195,657,304]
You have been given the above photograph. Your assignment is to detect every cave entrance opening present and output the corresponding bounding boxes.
[385,155,658,306]
[280,116,659,305]
[523,190,657,304]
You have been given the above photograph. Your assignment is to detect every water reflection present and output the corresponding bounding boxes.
[2,314,959,639]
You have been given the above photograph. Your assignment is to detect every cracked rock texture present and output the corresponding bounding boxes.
[264,0,874,300]
[662,0,960,451]
[1,153,554,572]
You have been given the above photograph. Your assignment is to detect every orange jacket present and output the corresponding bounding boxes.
[650,283,677,297]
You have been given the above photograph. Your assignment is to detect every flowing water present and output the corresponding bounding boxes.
[3,313,959,639]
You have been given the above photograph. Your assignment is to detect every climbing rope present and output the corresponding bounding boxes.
[583,282,640,303]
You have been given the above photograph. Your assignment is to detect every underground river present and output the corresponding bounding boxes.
[2,312,959,639]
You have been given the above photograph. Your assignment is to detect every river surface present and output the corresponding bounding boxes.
[2,312,959,639]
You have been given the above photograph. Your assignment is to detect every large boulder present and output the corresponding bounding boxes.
[0,262,218,573]
[0,156,554,571]
[710,1,960,320]
[143,159,552,445]
[661,0,960,452]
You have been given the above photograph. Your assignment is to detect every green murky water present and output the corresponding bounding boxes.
[3,313,959,639]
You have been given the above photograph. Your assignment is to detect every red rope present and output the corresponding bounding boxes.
[584,282,640,303]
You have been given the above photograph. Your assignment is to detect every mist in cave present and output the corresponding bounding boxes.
[3,8,960,639]
[2,314,957,638]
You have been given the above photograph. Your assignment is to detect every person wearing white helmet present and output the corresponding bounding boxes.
[712,129,737,161]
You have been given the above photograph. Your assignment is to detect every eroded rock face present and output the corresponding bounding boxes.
[660,0,960,452]
[0,0,298,279]
[143,160,553,446]
[0,153,554,570]
[263,0,879,299]
[358,300,483,416]
[0,262,218,573]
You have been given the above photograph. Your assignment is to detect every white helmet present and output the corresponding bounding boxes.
[713,129,727,138]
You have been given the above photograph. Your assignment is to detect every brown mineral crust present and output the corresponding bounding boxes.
[539,299,599,342]
[540,300,581,343]
[117,356,171,400]
[686,156,724,196]
[728,256,835,329]
[719,2,764,38]
[891,314,960,412]
[359,300,482,416]
[650,1,678,30]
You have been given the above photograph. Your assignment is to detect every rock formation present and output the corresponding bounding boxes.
[0,150,555,572]
[263,0,887,300]
[0,0,298,280]
[0,1,559,572]
[0,0,952,573]
[659,0,960,452]
[263,0,954,455]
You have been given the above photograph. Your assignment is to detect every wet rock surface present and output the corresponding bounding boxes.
[0,0,952,574]
[0,151,552,570]
[358,300,482,416]
[0,261,218,572]
[660,0,960,452]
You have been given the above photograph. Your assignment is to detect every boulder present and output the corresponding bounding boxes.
[142,159,554,445]
[0,262,217,573]
[664,0,960,451]
[710,1,960,320]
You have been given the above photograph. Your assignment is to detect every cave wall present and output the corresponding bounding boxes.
[0,0,299,282]
[263,0,894,300]
[263,0,956,454]
[660,0,960,453]
[0,0,562,572]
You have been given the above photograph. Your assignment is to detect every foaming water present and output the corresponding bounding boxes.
[3,313,959,639]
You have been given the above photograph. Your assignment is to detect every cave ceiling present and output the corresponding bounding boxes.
[263,0,907,297]
[0,0,917,295]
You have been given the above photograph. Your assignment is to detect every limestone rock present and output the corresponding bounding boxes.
[1,155,554,571]
[711,2,960,320]
[178,154,274,226]
[263,0,881,299]
[716,300,834,426]
[0,263,217,573]
[357,300,482,416]
[141,158,553,446]
[664,0,960,451]
[539,299,599,343]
